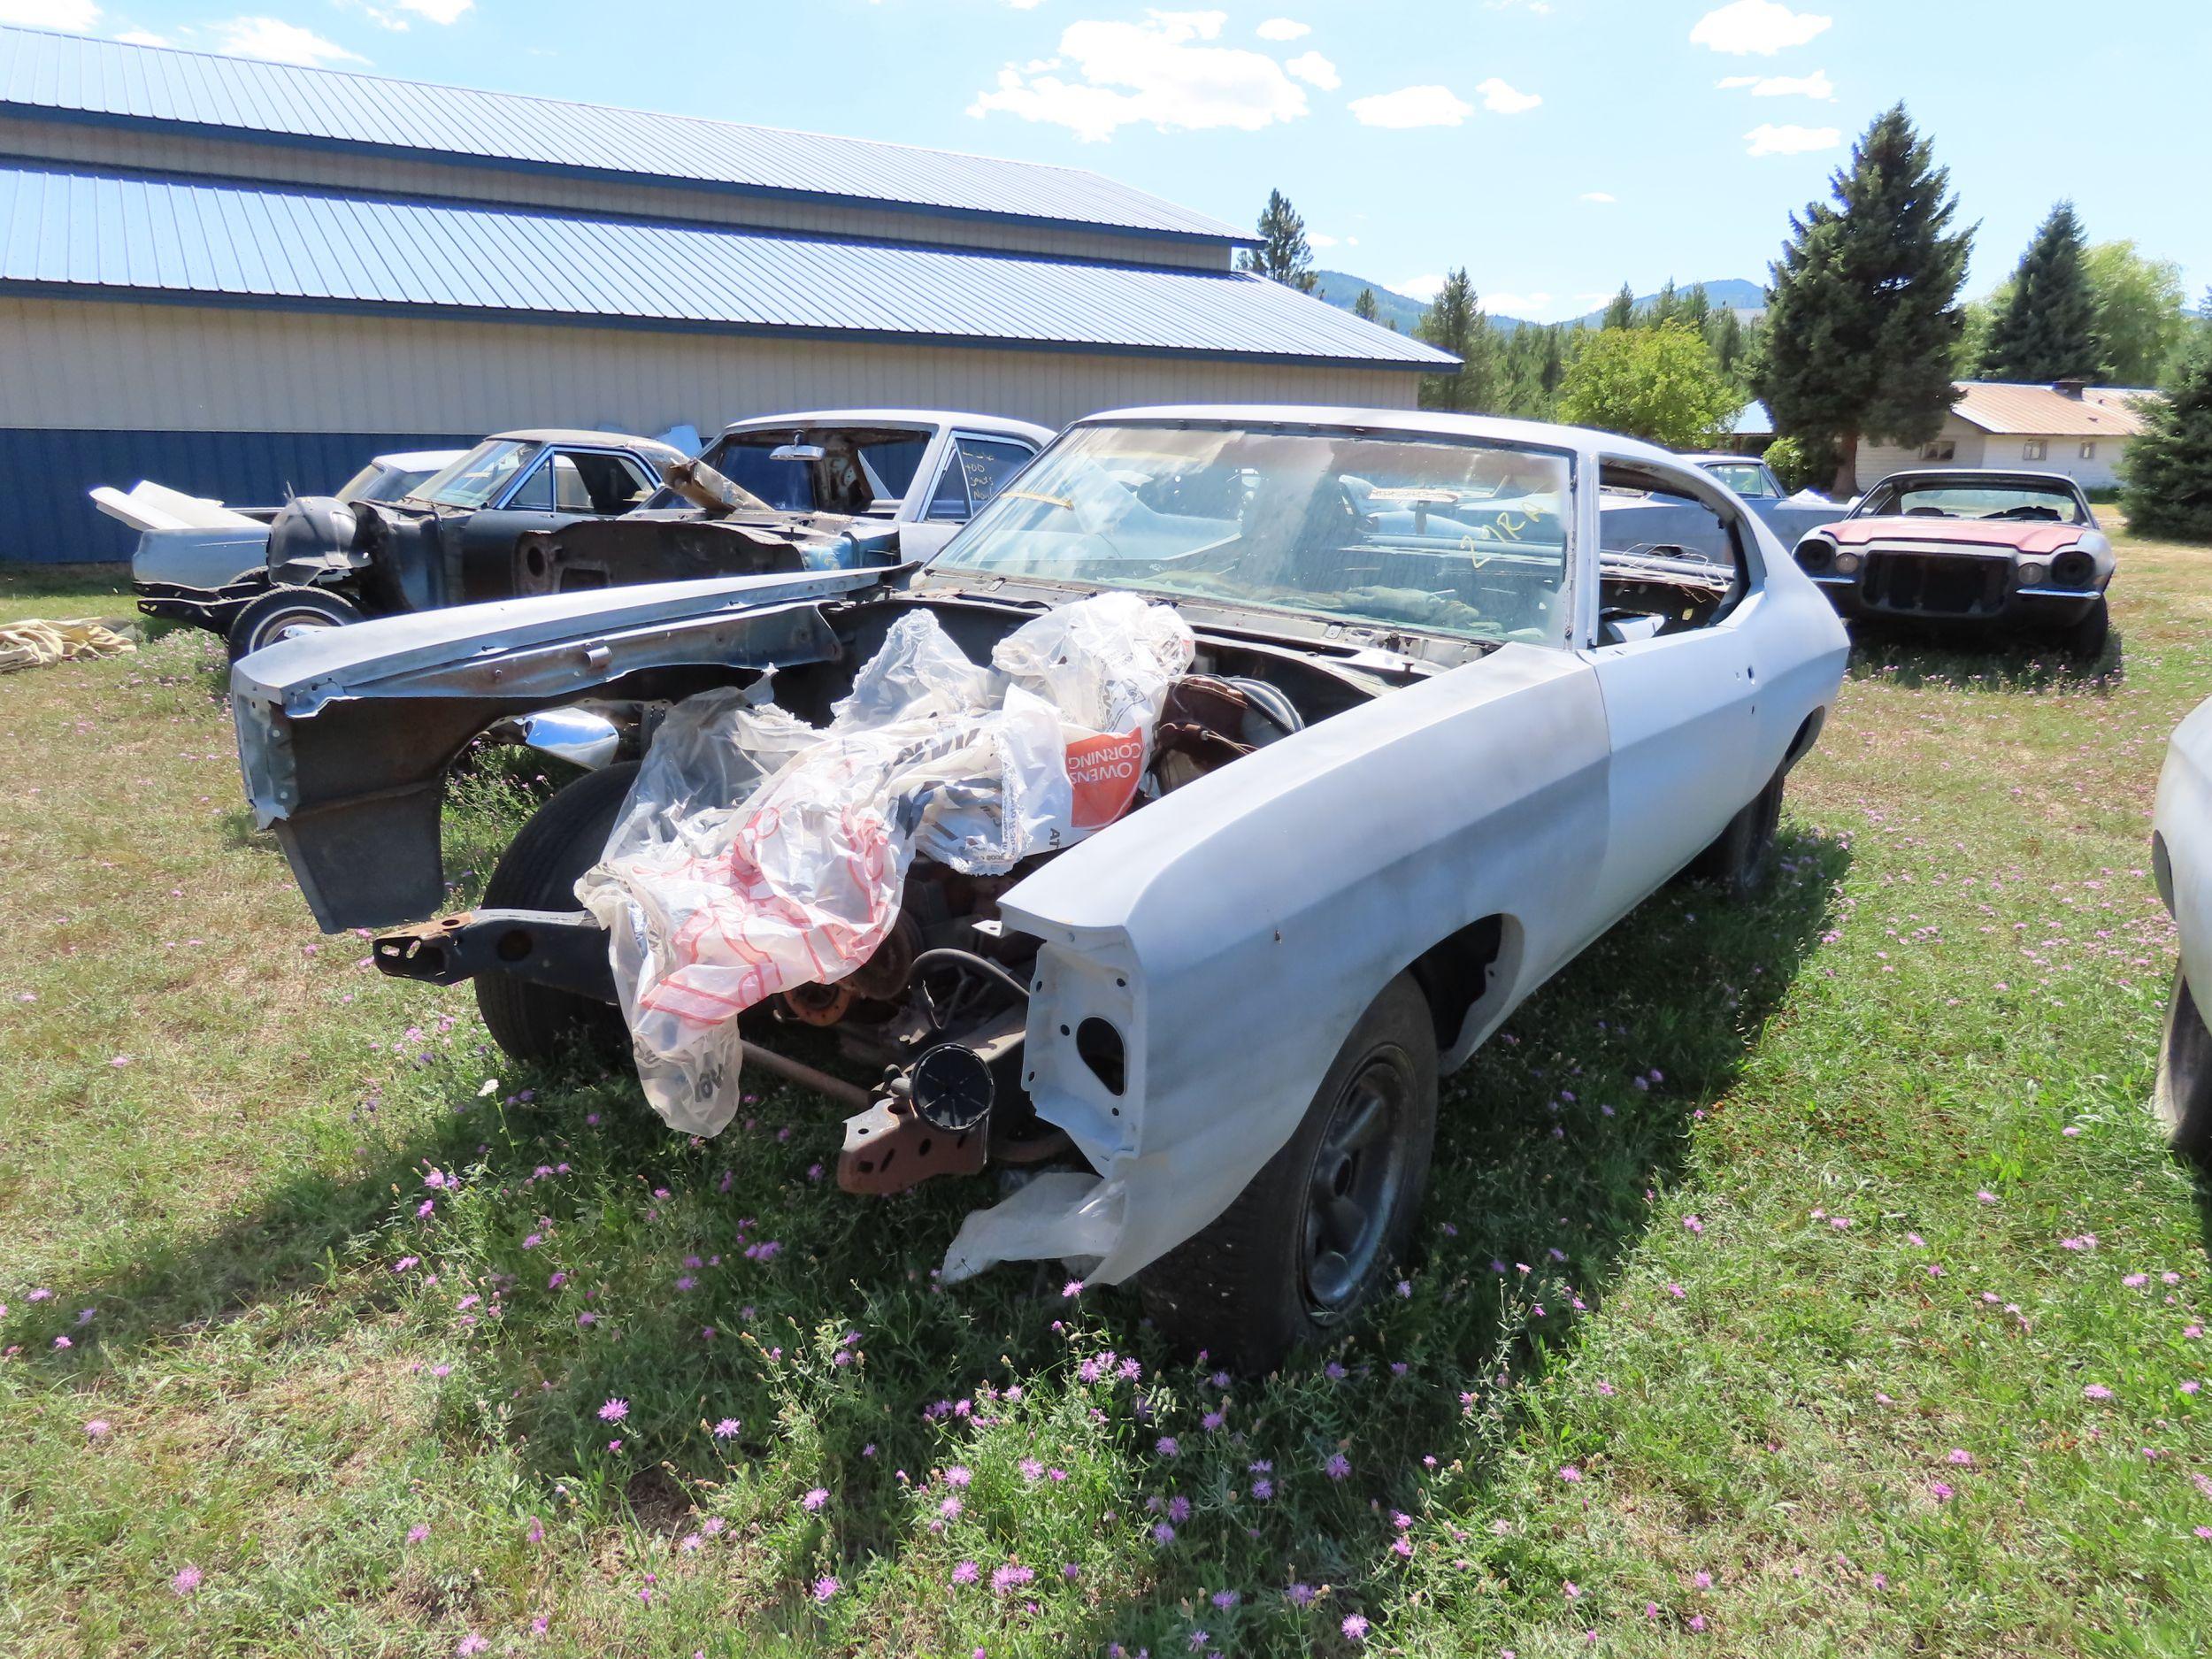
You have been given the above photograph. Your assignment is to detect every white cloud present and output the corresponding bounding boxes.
[1691,0,1831,55]
[114,28,170,44]
[1,0,98,28]
[1745,121,1840,156]
[1578,190,1617,204]
[1397,274,1447,301]
[1349,85,1474,128]
[210,17,366,66]
[1309,232,1337,248]
[969,11,1310,142]
[1717,68,1833,98]
[1286,50,1338,89]
[1007,0,1046,8]
[1476,76,1540,114]
[1256,17,1309,39]
[396,0,472,20]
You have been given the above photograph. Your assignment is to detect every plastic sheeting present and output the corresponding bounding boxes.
[577,591,1194,1134]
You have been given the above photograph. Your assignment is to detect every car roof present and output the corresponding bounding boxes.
[371,449,465,471]
[715,410,1055,445]
[1071,404,1691,468]
[487,428,688,459]
[1867,468,2086,492]
[1683,452,1765,466]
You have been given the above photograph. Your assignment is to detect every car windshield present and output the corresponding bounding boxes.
[1701,462,1777,498]
[662,428,932,515]
[409,440,541,508]
[1860,478,2086,525]
[930,422,1574,644]
[337,462,440,504]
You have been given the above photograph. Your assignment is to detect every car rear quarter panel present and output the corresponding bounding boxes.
[2156,697,2212,1002]
[998,641,1611,1284]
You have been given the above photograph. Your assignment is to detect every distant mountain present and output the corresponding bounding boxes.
[1312,271,1764,335]
[1310,271,1432,334]
[1563,279,1767,329]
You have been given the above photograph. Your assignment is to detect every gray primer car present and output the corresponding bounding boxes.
[1790,469,2116,657]
[512,410,1052,596]
[1682,453,1850,548]
[231,406,1848,1367]
[2153,695,2212,1163]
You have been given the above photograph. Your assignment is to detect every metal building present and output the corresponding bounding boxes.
[0,27,1446,562]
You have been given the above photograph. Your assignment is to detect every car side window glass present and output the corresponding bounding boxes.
[956,438,1037,511]
[505,458,557,511]
[926,453,972,521]
[1596,461,1751,641]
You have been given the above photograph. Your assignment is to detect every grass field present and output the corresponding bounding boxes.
[3,542,2210,1657]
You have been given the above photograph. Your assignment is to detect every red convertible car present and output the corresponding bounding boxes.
[1792,470,2114,658]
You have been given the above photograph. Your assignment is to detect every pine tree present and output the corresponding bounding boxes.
[1680,285,1713,332]
[1354,288,1379,322]
[1601,283,1638,330]
[1236,189,1319,293]
[1651,278,1682,328]
[1415,270,1497,411]
[1979,201,2103,381]
[1709,305,1746,377]
[1758,104,1974,495]
[2119,336,2212,541]
[1539,326,1566,398]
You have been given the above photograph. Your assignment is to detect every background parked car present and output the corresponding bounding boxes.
[511,411,1053,596]
[2154,695,2212,1163]
[1790,469,2115,657]
[1682,453,1851,547]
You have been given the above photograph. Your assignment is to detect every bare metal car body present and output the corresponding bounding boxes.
[511,410,1051,598]
[232,406,1848,1356]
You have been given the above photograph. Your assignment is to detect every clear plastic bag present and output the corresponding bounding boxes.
[575,592,1193,1135]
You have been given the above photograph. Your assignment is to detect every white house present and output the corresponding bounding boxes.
[1855,380,2161,492]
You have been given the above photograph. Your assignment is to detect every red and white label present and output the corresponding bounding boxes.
[1064,726,1147,830]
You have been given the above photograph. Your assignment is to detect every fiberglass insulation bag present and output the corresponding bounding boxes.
[575,591,1194,1134]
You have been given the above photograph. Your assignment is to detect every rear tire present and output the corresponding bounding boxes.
[475,762,638,1064]
[2059,594,2110,664]
[226,585,360,660]
[1140,975,1438,1373]
[1686,764,1785,897]
[2155,971,2212,1167]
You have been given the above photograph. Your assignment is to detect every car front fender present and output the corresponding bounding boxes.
[231,569,889,931]
[995,641,1612,1285]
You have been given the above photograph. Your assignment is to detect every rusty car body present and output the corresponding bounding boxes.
[511,410,1051,598]
[1790,468,2114,657]
[231,406,1849,1367]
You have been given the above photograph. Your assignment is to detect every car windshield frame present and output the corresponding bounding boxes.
[406,439,543,509]
[926,419,1580,649]
[1852,475,2089,526]
[654,426,935,515]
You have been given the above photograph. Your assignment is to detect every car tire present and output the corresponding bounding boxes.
[1139,974,1438,1372]
[226,586,361,661]
[2059,594,2111,664]
[475,762,638,1065]
[1686,764,1785,897]
[2155,971,2212,1167]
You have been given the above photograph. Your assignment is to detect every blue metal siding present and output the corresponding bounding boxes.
[0,164,1450,369]
[0,26,1242,246]
[0,426,472,563]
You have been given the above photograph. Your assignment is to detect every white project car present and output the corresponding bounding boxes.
[2154,695,2212,1163]
[230,407,1850,1368]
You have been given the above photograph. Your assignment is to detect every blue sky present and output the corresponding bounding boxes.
[16,0,2208,321]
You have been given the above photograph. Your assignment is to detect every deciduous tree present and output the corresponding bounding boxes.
[1557,323,1738,449]
[1759,104,1973,494]
[2085,241,2187,386]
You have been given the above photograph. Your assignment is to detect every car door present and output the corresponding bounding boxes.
[900,431,1041,561]
[457,448,655,601]
[1583,456,1761,923]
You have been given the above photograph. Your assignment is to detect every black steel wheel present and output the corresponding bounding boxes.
[1686,764,1785,897]
[226,585,360,661]
[2155,971,2212,1167]
[475,762,638,1064]
[1140,975,1438,1371]
[2059,594,2111,664]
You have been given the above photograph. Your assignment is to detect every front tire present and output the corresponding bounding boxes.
[226,585,360,660]
[1686,764,1785,897]
[2155,971,2212,1167]
[475,762,638,1064]
[1140,975,1438,1372]
[2059,594,2111,664]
